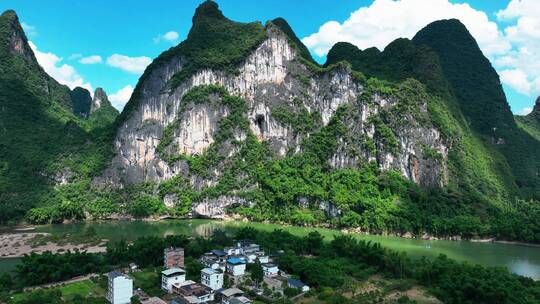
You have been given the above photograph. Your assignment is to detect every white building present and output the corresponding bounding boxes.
[107,271,133,304]
[224,246,243,256]
[226,258,246,276]
[257,256,269,264]
[162,268,186,293]
[201,267,224,290]
[262,263,279,277]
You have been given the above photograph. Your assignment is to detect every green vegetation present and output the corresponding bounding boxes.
[131,268,165,297]
[6,228,539,304]
[516,115,540,141]
[271,104,321,135]
[516,101,540,141]
[0,11,118,224]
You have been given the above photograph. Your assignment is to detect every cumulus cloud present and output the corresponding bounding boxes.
[21,22,37,37]
[29,41,93,93]
[494,0,540,97]
[106,54,152,74]
[499,69,531,95]
[78,55,102,64]
[154,31,180,44]
[302,0,540,112]
[108,85,134,110]
[301,0,509,57]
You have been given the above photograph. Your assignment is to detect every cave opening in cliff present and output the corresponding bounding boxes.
[255,114,266,135]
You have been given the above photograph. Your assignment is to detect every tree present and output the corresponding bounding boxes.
[306,231,324,255]
[249,261,264,288]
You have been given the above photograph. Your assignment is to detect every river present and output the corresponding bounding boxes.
[1,219,539,279]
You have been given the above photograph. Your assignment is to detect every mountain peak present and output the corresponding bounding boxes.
[0,9,35,61]
[530,96,540,119]
[70,87,92,118]
[413,17,515,133]
[271,17,315,62]
[91,87,110,114]
[1,9,17,19]
[192,1,224,23]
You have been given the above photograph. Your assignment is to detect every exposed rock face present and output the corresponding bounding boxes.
[101,23,449,217]
[3,10,35,61]
[91,88,109,114]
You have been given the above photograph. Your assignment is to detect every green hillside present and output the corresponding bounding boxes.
[0,10,117,224]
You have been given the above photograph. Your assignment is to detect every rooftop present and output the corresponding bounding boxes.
[230,296,252,304]
[162,268,186,277]
[165,247,184,253]
[201,267,222,275]
[262,263,277,268]
[211,249,227,256]
[108,270,128,279]
[227,258,246,265]
[218,287,244,297]
[141,297,167,304]
[288,279,308,288]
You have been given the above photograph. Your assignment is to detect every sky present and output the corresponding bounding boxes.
[1,0,538,115]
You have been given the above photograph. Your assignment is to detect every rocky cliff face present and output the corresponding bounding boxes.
[100,13,449,217]
[91,88,109,114]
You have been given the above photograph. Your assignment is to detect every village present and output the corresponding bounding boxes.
[107,240,310,304]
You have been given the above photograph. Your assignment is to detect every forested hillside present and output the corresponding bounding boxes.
[0,10,118,224]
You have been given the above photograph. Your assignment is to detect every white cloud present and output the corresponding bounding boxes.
[21,22,37,37]
[28,41,93,93]
[108,85,134,110]
[106,54,152,74]
[517,106,533,115]
[154,31,179,44]
[499,69,531,95]
[494,0,540,97]
[78,55,102,64]
[302,0,540,113]
[301,0,509,57]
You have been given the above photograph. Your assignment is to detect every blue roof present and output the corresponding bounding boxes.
[288,279,307,288]
[211,249,227,256]
[227,258,245,265]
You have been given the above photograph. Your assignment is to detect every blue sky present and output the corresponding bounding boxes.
[1,0,538,114]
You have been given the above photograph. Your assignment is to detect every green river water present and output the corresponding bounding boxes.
[1,219,539,279]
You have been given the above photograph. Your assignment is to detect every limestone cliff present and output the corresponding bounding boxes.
[99,3,449,218]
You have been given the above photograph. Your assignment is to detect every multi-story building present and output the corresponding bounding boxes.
[261,263,279,277]
[226,258,246,276]
[200,267,224,290]
[162,268,186,293]
[164,247,185,269]
[106,271,133,304]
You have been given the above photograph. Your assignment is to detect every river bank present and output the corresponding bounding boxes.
[0,219,539,279]
[0,232,107,258]
[4,216,540,249]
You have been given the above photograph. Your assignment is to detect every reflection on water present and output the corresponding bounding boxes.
[0,219,539,279]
